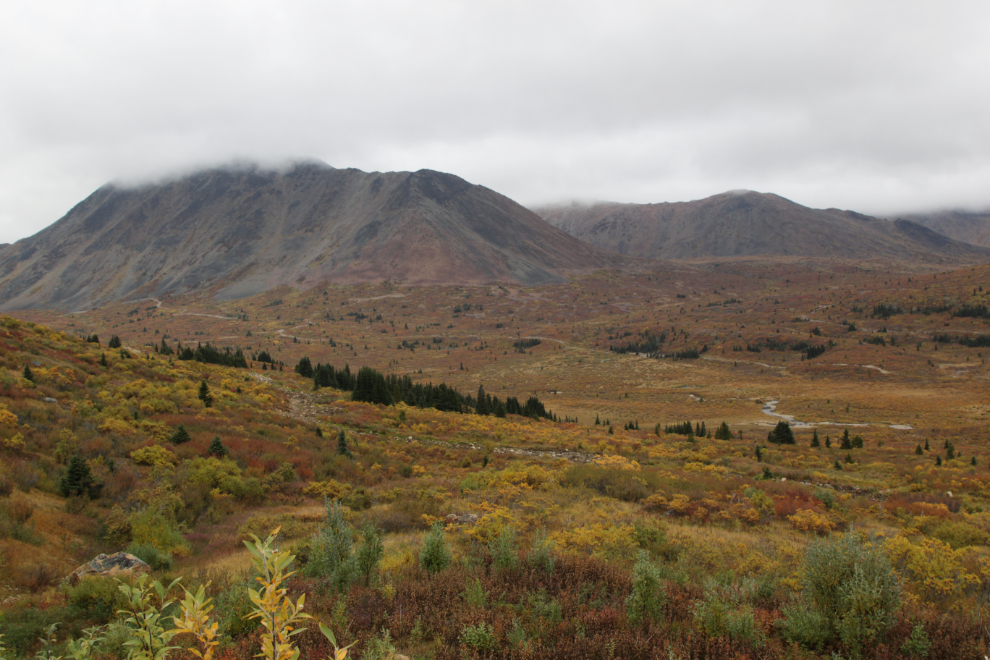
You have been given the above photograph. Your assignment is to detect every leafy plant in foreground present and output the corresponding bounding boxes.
[244,527,311,660]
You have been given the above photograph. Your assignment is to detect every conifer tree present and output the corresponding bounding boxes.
[935,455,942,466]
[170,425,191,445]
[840,429,852,450]
[198,380,214,408]
[22,365,34,381]
[207,436,228,457]
[60,454,94,497]
[768,421,795,444]
[714,421,733,440]
[825,435,831,448]
[475,385,489,415]
[924,438,930,451]
[108,335,122,349]
[811,428,821,448]
[337,429,353,458]
[914,444,923,455]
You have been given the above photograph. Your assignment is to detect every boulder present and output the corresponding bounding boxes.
[68,552,150,584]
[445,513,479,525]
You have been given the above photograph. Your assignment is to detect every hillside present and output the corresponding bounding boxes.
[534,190,990,261]
[0,162,610,311]
[3,257,990,657]
[899,209,990,248]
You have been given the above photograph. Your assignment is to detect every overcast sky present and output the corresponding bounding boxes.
[2,1,989,244]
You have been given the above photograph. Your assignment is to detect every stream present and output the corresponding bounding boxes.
[761,400,913,430]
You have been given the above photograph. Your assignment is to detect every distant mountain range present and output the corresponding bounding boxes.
[1,164,987,312]
[0,163,608,310]
[534,191,990,261]
[897,210,990,248]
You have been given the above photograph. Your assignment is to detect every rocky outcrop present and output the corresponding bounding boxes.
[68,552,150,584]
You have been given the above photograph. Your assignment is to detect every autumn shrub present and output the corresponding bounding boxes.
[128,505,190,556]
[0,472,13,497]
[127,542,174,571]
[928,520,988,549]
[560,464,654,501]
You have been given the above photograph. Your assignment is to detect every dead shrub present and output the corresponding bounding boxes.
[15,562,59,593]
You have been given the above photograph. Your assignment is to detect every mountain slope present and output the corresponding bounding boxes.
[898,210,990,248]
[0,163,609,310]
[534,191,990,261]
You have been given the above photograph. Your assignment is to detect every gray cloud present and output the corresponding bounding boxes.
[2,0,989,243]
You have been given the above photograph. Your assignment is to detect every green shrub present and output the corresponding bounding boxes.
[459,621,496,651]
[778,605,830,651]
[796,532,901,653]
[901,623,931,658]
[419,521,451,575]
[693,579,765,648]
[527,527,555,574]
[356,524,384,586]
[127,543,174,571]
[625,550,665,625]
[64,576,128,621]
[489,525,519,572]
[462,578,487,607]
[362,628,397,660]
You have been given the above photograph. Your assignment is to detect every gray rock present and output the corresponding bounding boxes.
[68,552,151,584]
[42,397,58,404]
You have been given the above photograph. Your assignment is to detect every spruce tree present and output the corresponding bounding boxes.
[924,438,930,451]
[714,421,733,440]
[936,455,942,466]
[60,454,93,497]
[768,421,795,445]
[914,444,923,455]
[22,365,34,382]
[108,335,122,349]
[495,400,506,418]
[811,428,820,448]
[852,435,864,449]
[207,436,228,457]
[825,435,831,448]
[337,429,353,458]
[475,385,489,415]
[170,425,191,445]
[198,380,214,408]
[839,429,852,450]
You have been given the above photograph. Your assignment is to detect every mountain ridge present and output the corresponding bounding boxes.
[0,163,610,311]
[533,191,990,262]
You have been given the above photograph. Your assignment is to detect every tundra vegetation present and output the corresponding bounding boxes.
[1,260,990,658]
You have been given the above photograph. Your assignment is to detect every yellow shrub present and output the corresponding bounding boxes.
[551,522,638,561]
[302,480,352,500]
[99,417,134,436]
[788,509,835,534]
[592,454,640,471]
[0,406,18,429]
[131,445,177,467]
